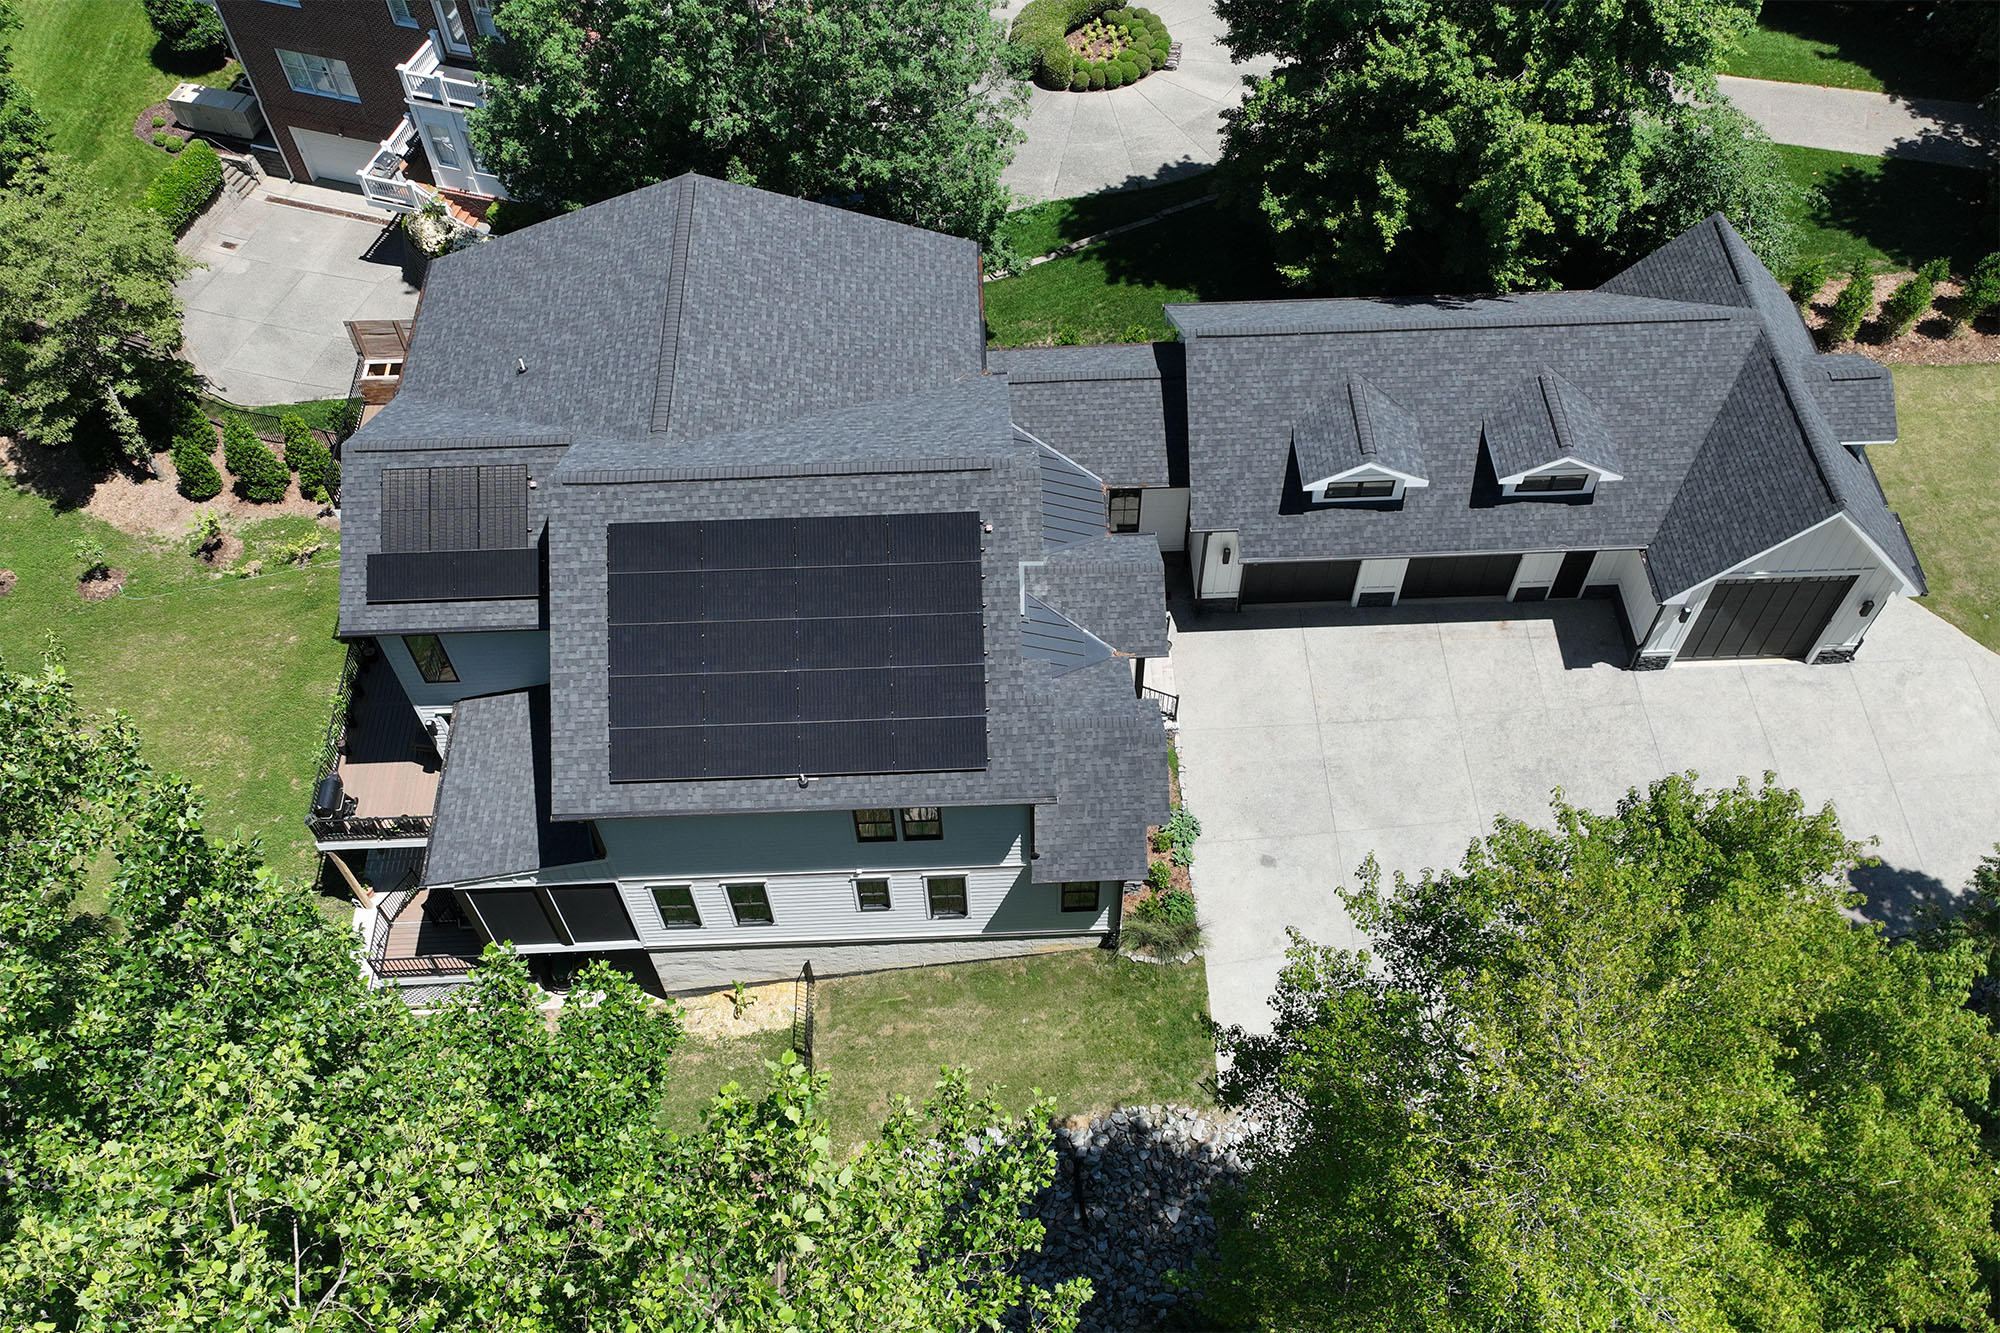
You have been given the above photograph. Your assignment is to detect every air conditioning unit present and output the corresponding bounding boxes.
[167,83,265,140]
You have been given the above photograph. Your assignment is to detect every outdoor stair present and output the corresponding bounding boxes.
[221,160,258,202]
[442,195,481,228]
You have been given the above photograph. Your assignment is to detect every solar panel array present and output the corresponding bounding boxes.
[368,465,538,603]
[606,513,989,782]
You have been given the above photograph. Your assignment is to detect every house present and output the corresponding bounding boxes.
[322,175,1170,993]
[211,0,506,214]
[1002,215,1922,668]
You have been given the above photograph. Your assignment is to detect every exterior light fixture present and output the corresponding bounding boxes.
[1860,599,1875,617]
[1220,545,1232,564]
[1678,605,1692,623]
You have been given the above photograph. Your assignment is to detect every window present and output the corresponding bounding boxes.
[725,883,774,926]
[855,877,892,912]
[363,359,404,379]
[548,884,638,944]
[1515,473,1589,493]
[925,875,968,919]
[1061,882,1100,912]
[386,0,419,25]
[1107,488,1142,533]
[853,809,898,842]
[901,807,943,840]
[466,0,499,38]
[1319,478,1397,500]
[651,884,701,929]
[402,634,458,683]
[274,49,359,101]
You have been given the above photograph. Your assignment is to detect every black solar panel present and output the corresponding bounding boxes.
[606,513,989,782]
[378,465,529,553]
[366,548,538,602]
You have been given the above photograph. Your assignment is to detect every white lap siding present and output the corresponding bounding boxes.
[493,804,1114,951]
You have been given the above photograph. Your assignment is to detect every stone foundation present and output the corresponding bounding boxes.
[648,933,1104,994]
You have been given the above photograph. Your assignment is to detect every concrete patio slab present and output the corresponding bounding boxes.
[1174,594,2000,1037]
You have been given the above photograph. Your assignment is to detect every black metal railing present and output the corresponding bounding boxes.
[791,961,817,1073]
[1141,685,1180,721]
[367,884,479,981]
[312,812,435,843]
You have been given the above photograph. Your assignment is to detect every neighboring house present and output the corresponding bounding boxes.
[1005,215,1923,669]
[212,0,506,213]
[321,175,1170,994]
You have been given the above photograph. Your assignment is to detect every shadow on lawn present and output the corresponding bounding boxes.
[1753,1,1995,104]
[1810,156,1998,272]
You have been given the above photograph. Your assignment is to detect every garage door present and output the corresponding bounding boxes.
[1239,560,1361,604]
[290,126,379,184]
[1399,553,1521,600]
[1680,576,1856,661]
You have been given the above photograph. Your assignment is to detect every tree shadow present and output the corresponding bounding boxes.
[1849,857,1960,938]
[1752,1,1993,104]
[1809,156,1998,272]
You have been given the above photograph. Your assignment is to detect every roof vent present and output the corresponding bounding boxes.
[515,357,527,375]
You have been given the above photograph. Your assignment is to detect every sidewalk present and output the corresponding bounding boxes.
[1718,74,1995,168]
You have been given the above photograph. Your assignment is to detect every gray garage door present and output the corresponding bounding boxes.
[1240,560,1361,604]
[1399,553,1521,600]
[1680,575,1856,661]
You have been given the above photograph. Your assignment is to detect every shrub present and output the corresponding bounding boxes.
[71,538,108,581]
[1009,0,1111,90]
[1787,257,1833,310]
[151,115,167,129]
[164,137,185,155]
[1953,252,2000,333]
[1107,64,1127,88]
[289,428,341,503]
[142,0,226,58]
[1163,807,1202,868]
[1879,259,1949,340]
[1826,268,1874,344]
[169,399,222,501]
[1071,69,1089,91]
[1146,859,1172,892]
[221,418,288,503]
[1121,322,1150,342]
[331,398,364,443]
[1124,887,1201,957]
[1088,65,1106,90]
[277,414,312,472]
[1131,52,1152,74]
[184,507,223,552]
[141,138,222,236]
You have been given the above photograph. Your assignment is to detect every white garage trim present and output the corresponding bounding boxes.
[290,126,381,184]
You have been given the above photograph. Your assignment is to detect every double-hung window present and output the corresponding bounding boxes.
[901,807,943,840]
[925,876,968,919]
[275,49,360,102]
[853,809,898,842]
[385,0,419,25]
[651,885,701,929]
[725,883,774,926]
[403,634,458,684]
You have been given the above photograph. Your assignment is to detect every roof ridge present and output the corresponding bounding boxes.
[649,178,698,436]
[1348,377,1377,457]
[1539,369,1574,456]
[1764,350,1841,509]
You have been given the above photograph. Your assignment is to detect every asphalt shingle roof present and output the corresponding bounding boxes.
[1024,536,1169,657]
[1482,369,1623,480]
[992,343,1184,486]
[1806,354,1899,444]
[1031,657,1170,884]
[1294,376,1428,485]
[424,688,599,885]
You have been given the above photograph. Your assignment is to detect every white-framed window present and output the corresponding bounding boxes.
[725,882,774,927]
[1108,488,1142,533]
[1514,473,1590,493]
[386,0,419,26]
[854,876,892,912]
[1305,467,1419,505]
[1060,882,1100,912]
[1319,479,1397,500]
[925,876,968,919]
[260,0,302,7]
[650,884,701,930]
[275,49,359,101]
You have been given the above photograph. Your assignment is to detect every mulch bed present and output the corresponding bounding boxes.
[78,570,127,602]
[1801,274,2000,366]
[134,102,191,153]
[195,534,245,567]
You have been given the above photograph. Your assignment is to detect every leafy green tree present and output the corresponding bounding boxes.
[1206,776,1999,1331]
[1213,0,1758,291]
[140,0,226,60]
[0,159,190,460]
[0,0,48,189]
[0,656,1087,1330]
[1625,102,1801,274]
[472,0,1027,249]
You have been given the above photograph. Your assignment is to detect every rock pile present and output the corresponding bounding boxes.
[1016,1103,1259,1331]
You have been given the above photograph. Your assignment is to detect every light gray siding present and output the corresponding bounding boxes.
[380,630,552,708]
[1137,487,1189,552]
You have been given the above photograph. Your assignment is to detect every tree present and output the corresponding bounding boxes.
[140,0,227,61]
[0,159,190,461]
[0,656,1086,1330]
[220,415,287,501]
[1206,777,1999,1332]
[1827,264,1875,343]
[0,0,48,190]
[1213,0,1759,292]
[1624,102,1802,274]
[471,0,1026,250]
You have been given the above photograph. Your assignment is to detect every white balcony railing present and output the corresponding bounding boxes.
[397,33,485,109]
[357,118,431,215]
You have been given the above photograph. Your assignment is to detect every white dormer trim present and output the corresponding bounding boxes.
[1497,456,1624,498]
[1304,462,1429,505]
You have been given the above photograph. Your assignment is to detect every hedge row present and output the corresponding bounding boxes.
[169,397,222,502]
[222,417,288,503]
[1011,0,1119,91]
[280,414,341,501]
[143,138,223,237]
[1061,8,1172,91]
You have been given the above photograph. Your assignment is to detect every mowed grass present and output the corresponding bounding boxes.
[1872,364,2000,654]
[13,0,234,202]
[1778,145,1999,275]
[0,483,345,896]
[658,951,1216,1151]
[1721,2,1992,102]
[998,172,1217,264]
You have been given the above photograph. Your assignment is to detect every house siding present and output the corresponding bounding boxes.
[1137,486,1190,553]
[1642,518,1897,661]
[379,630,551,709]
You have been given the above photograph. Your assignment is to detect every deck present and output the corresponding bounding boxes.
[371,885,485,978]
[313,651,440,845]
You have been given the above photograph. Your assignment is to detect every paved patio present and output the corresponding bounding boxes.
[1171,595,2000,1036]
[177,192,421,406]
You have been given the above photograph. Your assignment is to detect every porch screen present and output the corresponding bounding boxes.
[466,889,564,947]
[549,884,640,944]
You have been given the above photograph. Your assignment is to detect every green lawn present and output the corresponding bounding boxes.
[1778,145,1999,275]
[1873,363,2000,654]
[13,0,234,202]
[998,172,1217,264]
[1721,2,1992,102]
[659,951,1216,1150]
[0,483,345,893]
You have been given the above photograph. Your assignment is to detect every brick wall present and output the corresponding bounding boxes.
[216,0,429,182]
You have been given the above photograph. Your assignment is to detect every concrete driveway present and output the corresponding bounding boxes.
[1172,595,2000,1035]
[177,193,421,406]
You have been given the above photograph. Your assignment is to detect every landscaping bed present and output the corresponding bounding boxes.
[1012,0,1173,92]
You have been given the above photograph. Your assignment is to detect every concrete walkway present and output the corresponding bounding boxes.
[1171,595,2000,1037]
[1719,74,1996,168]
[177,185,421,407]
[999,0,1272,203]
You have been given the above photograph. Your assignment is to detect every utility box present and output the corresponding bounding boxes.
[166,83,265,140]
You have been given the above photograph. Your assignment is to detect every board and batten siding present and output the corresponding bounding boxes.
[1508,551,1566,597]
[490,804,1113,951]
[1137,487,1190,552]
[1585,550,1658,648]
[380,630,552,709]
[1640,516,1902,660]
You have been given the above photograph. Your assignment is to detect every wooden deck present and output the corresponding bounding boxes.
[375,886,485,975]
[337,653,440,820]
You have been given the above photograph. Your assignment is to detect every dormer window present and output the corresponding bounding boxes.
[1514,472,1589,494]
[1295,377,1428,507]
[1485,369,1622,501]
[1320,478,1398,501]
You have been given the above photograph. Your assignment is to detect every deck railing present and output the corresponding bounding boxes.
[368,886,479,981]
[1140,685,1180,721]
[358,119,427,214]
[397,34,486,108]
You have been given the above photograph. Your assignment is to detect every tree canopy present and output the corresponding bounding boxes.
[0,653,1087,1330]
[1213,0,1769,292]
[470,0,1026,251]
[0,0,48,188]
[1207,776,2000,1331]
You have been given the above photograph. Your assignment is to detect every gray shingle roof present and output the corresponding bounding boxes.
[1031,657,1170,884]
[424,688,601,885]
[1599,213,1819,363]
[1806,354,1899,444]
[1024,535,1169,657]
[1482,369,1622,480]
[1295,376,1427,485]
[993,343,1183,486]
[1022,594,1115,674]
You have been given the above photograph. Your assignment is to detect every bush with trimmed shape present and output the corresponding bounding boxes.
[1787,257,1833,311]
[1826,268,1874,344]
[1088,65,1105,90]
[1008,0,1172,91]
[169,399,221,501]
[1878,259,1949,340]
[1953,252,2000,333]
[142,138,222,237]
[222,418,288,503]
